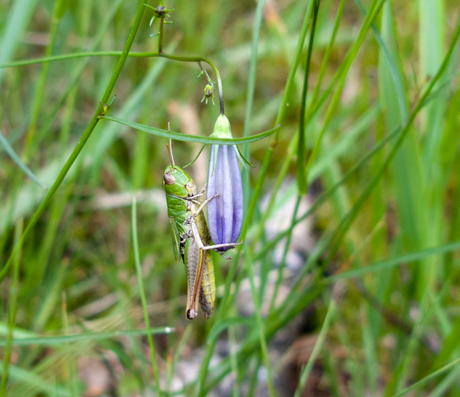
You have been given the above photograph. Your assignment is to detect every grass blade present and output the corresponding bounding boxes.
[0,131,46,189]
[131,197,163,396]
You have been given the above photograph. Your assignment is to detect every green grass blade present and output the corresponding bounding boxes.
[242,0,267,212]
[0,131,46,189]
[326,240,460,282]
[293,298,336,397]
[391,357,460,397]
[0,365,71,396]
[242,248,276,397]
[131,197,163,396]
[297,0,320,194]
[324,17,460,265]
[0,221,23,395]
[0,0,38,85]
[0,327,174,347]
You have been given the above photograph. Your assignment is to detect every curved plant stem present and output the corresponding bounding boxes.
[0,51,225,117]
[199,61,224,114]
[157,53,225,115]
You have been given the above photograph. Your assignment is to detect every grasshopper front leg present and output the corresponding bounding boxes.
[193,192,218,216]
[188,183,207,201]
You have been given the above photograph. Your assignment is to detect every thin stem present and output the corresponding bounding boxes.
[199,61,224,112]
[297,0,320,194]
[159,16,164,54]
[199,61,213,85]
[217,77,224,115]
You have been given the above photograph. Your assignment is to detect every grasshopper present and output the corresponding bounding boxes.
[162,142,240,319]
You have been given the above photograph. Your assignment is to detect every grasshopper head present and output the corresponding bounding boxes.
[163,165,194,198]
[163,140,196,197]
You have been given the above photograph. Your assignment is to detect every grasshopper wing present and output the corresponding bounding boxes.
[169,217,182,262]
[184,237,205,320]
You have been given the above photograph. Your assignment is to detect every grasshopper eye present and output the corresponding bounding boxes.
[163,172,176,185]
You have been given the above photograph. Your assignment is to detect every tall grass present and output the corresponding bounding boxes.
[1,0,460,396]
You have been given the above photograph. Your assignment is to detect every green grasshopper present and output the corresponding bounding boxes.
[162,142,239,319]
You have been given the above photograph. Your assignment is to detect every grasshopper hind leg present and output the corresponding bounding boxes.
[199,252,215,318]
[199,289,212,318]
[186,308,199,320]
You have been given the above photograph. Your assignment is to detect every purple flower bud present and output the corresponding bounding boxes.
[207,115,243,250]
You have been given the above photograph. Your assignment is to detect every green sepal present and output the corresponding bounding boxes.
[209,114,232,139]
[143,4,157,11]
[183,144,206,169]
[235,145,254,168]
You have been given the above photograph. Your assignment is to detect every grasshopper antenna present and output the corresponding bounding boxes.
[166,122,176,168]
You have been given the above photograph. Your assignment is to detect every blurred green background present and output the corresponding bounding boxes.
[1,0,460,396]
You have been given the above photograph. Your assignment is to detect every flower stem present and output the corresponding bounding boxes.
[199,61,224,113]
[159,16,164,54]
[158,53,224,114]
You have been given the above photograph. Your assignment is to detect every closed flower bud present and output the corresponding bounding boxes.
[207,115,243,250]
[201,84,215,105]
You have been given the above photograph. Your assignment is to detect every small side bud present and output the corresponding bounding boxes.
[201,84,215,105]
